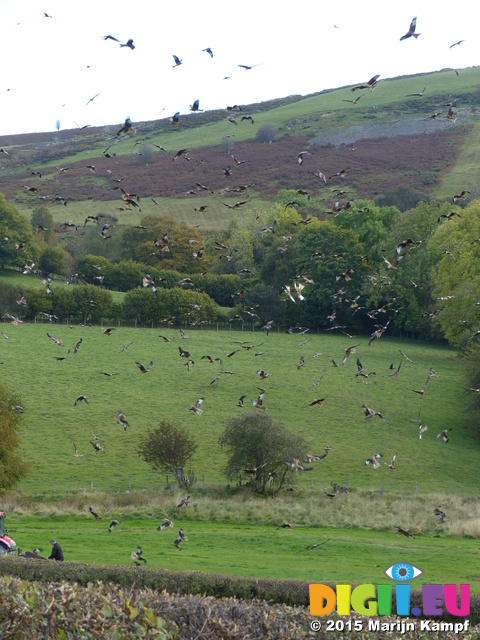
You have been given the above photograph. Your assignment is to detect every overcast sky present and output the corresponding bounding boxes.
[1,0,478,136]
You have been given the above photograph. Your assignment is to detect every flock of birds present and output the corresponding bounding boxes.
[2,13,473,565]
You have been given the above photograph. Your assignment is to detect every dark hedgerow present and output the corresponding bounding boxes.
[0,558,479,627]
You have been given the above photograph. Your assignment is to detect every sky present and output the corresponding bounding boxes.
[0,0,478,136]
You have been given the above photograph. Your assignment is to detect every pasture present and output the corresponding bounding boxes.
[0,322,478,496]
[6,511,480,594]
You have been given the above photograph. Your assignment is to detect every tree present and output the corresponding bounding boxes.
[138,421,197,486]
[39,246,66,276]
[0,380,31,491]
[31,206,58,246]
[0,193,36,269]
[218,412,307,494]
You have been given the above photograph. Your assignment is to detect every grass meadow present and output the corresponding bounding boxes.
[5,512,480,593]
[0,321,477,496]
[1,320,480,592]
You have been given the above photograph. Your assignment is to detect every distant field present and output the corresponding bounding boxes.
[0,270,125,303]
[0,323,477,496]
[15,194,273,234]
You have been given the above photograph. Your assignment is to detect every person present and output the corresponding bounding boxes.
[48,538,64,561]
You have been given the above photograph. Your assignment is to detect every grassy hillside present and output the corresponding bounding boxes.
[0,323,477,496]
[1,66,480,237]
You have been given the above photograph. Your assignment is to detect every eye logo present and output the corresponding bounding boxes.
[385,563,423,582]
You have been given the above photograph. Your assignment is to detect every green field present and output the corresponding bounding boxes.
[1,316,479,598]
[6,513,480,594]
[0,323,477,496]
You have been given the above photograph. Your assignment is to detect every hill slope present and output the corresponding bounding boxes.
[0,67,479,234]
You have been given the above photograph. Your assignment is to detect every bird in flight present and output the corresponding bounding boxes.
[407,84,430,98]
[108,519,120,533]
[131,548,147,564]
[202,47,213,57]
[243,462,268,479]
[73,444,84,458]
[305,446,334,462]
[174,496,190,511]
[172,54,182,67]
[47,332,63,346]
[365,454,382,469]
[351,74,380,92]
[445,107,457,123]
[306,397,327,408]
[396,527,414,538]
[157,518,173,530]
[342,94,364,105]
[437,429,449,443]
[74,395,89,406]
[452,190,470,202]
[90,441,105,454]
[135,361,153,373]
[173,529,188,550]
[89,507,101,519]
[86,93,99,106]
[238,64,262,70]
[450,40,464,48]
[120,39,135,50]
[362,404,385,420]
[115,410,129,431]
[117,118,133,136]
[383,453,397,470]
[400,17,420,41]
[252,389,266,409]
[342,345,358,365]
[190,99,202,112]
[433,506,447,524]
[102,35,119,42]
[438,211,461,223]
[419,424,428,439]
[190,397,204,415]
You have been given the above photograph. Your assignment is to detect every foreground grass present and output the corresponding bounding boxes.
[2,490,480,594]
[0,324,478,495]
[4,512,480,594]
